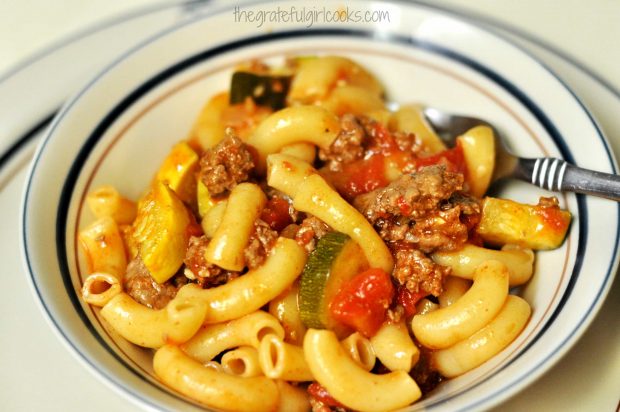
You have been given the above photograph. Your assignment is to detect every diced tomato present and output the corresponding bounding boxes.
[340,155,388,199]
[397,287,427,318]
[534,203,570,234]
[324,154,389,200]
[260,197,292,232]
[415,143,467,175]
[329,268,395,337]
[307,383,345,408]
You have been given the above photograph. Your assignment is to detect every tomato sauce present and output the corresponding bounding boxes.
[329,268,395,337]
[260,197,292,232]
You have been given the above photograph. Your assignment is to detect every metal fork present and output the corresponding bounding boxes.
[423,107,620,201]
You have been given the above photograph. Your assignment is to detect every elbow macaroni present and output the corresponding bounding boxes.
[412,260,509,349]
[340,332,376,372]
[258,334,314,381]
[154,344,279,412]
[205,183,266,271]
[433,295,531,377]
[304,329,421,412]
[86,185,137,225]
[181,310,285,363]
[184,237,306,323]
[81,272,122,307]
[221,346,263,378]
[432,243,534,286]
[246,105,341,171]
[79,216,127,280]
[100,287,207,348]
[370,321,419,372]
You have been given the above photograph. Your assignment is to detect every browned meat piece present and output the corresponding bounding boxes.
[123,257,183,309]
[392,247,450,296]
[392,130,423,153]
[354,165,463,221]
[184,235,238,288]
[294,215,332,253]
[357,115,423,154]
[355,166,480,253]
[199,132,254,195]
[318,114,366,171]
[376,205,474,253]
[244,219,278,269]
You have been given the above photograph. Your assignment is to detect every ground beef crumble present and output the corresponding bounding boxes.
[319,114,423,172]
[184,218,277,286]
[183,235,238,288]
[319,114,366,171]
[244,219,278,269]
[123,257,186,309]
[354,165,463,221]
[392,247,451,296]
[198,131,254,196]
[294,215,332,253]
[354,165,480,253]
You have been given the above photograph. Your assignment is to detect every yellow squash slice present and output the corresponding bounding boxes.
[132,182,191,283]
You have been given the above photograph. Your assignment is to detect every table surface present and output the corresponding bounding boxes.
[1,1,619,411]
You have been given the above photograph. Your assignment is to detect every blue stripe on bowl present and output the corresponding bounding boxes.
[21,15,618,411]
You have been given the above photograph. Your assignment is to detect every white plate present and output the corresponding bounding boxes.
[6,0,620,412]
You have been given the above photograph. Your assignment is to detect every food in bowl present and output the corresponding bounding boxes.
[77,55,570,412]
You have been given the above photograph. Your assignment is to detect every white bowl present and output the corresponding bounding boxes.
[21,1,619,411]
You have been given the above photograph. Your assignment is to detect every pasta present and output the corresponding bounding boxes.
[181,310,285,363]
[432,243,535,286]
[433,295,531,377]
[81,272,122,307]
[100,288,207,348]
[182,238,306,324]
[340,332,376,371]
[370,321,419,372]
[154,345,279,412]
[204,182,266,271]
[291,173,394,273]
[258,333,314,381]
[221,346,262,378]
[411,260,509,349]
[246,105,340,171]
[77,55,571,411]
[303,329,421,412]
[85,185,137,225]
[78,216,127,280]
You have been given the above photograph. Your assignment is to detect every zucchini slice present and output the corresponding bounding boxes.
[299,232,369,338]
[229,71,292,110]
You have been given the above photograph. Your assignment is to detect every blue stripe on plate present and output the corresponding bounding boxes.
[0,111,56,172]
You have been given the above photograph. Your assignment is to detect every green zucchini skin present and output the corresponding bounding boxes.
[299,232,350,329]
[229,71,292,110]
[299,231,369,339]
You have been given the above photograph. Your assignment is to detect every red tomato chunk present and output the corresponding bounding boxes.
[329,268,395,337]
[307,382,345,408]
[397,286,427,318]
[260,197,292,232]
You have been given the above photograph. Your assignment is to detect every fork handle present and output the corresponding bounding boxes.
[515,157,620,201]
